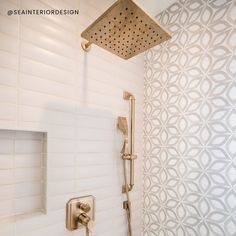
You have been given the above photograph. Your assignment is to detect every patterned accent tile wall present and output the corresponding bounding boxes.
[144,0,236,235]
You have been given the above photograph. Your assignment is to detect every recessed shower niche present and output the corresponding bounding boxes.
[0,129,47,219]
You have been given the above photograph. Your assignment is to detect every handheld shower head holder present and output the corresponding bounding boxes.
[121,137,130,157]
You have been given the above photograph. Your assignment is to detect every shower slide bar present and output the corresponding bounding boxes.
[117,91,137,236]
[122,91,137,192]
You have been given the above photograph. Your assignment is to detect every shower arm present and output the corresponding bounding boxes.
[123,91,137,192]
[81,41,92,52]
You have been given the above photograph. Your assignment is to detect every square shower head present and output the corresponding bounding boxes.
[81,0,171,60]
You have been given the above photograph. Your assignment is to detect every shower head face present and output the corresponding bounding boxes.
[117,116,128,136]
[81,0,171,60]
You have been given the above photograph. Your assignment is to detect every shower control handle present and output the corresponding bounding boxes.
[66,195,95,233]
[78,213,90,226]
[78,202,91,213]
[78,213,93,236]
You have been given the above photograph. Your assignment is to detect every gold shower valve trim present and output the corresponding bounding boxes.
[66,195,95,232]
[81,0,171,59]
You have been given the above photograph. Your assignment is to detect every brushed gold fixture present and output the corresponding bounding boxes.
[117,117,129,157]
[81,41,92,52]
[123,159,132,236]
[117,116,128,136]
[118,91,137,193]
[123,91,136,192]
[78,202,91,213]
[81,0,171,59]
[117,91,136,236]
[66,195,95,236]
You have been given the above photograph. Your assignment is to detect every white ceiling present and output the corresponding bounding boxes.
[135,0,177,17]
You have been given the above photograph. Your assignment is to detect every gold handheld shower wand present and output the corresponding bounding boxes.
[117,117,130,157]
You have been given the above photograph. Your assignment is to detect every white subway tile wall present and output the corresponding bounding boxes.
[0,130,46,219]
[0,0,144,236]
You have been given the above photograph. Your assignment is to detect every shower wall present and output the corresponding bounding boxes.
[144,0,236,235]
[0,0,143,235]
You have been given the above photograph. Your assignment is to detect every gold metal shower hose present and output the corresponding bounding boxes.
[86,226,89,236]
[123,159,132,236]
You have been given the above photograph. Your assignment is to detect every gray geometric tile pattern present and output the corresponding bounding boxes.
[144,0,236,235]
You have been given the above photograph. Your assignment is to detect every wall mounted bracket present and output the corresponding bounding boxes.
[81,41,92,52]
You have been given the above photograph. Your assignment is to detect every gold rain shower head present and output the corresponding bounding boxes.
[81,0,171,60]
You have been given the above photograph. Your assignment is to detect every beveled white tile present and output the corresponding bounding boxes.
[14,168,43,183]
[0,139,14,154]
[14,196,42,215]
[0,50,18,70]
[0,85,17,104]
[0,33,19,54]
[0,67,17,87]
[15,182,43,198]
[21,41,76,72]
[15,154,42,167]
[15,140,43,153]
[0,154,14,169]
[0,200,14,219]
[0,185,14,201]
[20,73,76,99]
[0,0,143,235]
[0,169,14,185]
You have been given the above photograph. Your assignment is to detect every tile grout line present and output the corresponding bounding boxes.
[13,130,16,235]
[16,0,22,129]
[14,0,22,231]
